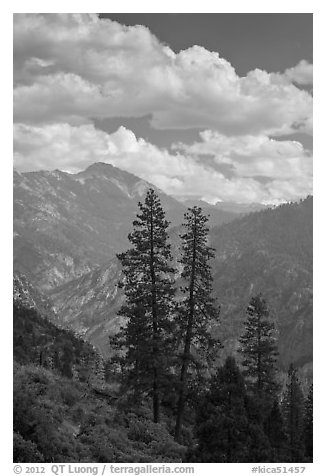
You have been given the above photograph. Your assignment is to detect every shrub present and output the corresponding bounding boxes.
[13,432,44,463]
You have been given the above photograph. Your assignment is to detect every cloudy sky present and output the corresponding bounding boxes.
[13,13,313,204]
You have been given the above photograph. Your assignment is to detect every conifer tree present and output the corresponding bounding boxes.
[111,302,153,405]
[264,399,287,461]
[303,384,313,461]
[282,364,305,462]
[114,189,176,423]
[191,356,270,462]
[174,206,220,441]
[238,294,279,405]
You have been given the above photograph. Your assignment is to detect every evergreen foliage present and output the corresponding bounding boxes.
[13,432,44,463]
[282,364,305,462]
[264,400,288,461]
[13,302,100,383]
[303,384,313,461]
[174,206,220,441]
[238,294,279,405]
[210,196,312,372]
[113,189,176,422]
[13,362,185,463]
[13,195,313,464]
[190,356,271,462]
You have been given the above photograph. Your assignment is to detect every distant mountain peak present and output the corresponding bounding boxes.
[13,161,186,290]
[73,161,154,199]
[82,161,115,173]
[77,161,141,181]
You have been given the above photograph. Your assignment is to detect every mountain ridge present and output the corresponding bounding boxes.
[13,162,312,373]
[14,163,184,290]
[48,197,312,374]
[14,162,247,291]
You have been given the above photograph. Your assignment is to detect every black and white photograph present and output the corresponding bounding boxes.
[12,10,313,467]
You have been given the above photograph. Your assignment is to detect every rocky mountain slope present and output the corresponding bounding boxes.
[14,163,240,292]
[48,197,312,372]
[14,163,185,291]
[209,196,312,370]
[14,271,59,323]
[49,259,124,356]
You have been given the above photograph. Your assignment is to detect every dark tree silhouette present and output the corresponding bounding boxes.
[238,294,279,406]
[174,206,220,441]
[282,364,305,462]
[264,399,287,461]
[190,356,271,462]
[303,384,313,461]
[114,189,176,422]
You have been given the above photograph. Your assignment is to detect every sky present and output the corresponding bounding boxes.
[13,13,313,204]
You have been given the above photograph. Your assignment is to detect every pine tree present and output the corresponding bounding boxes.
[110,302,152,405]
[264,399,287,461]
[282,364,305,462]
[303,384,313,461]
[114,189,176,423]
[238,294,279,405]
[174,206,220,441]
[191,356,270,462]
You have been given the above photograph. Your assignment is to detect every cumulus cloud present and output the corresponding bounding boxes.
[284,60,313,85]
[14,123,312,204]
[14,123,221,185]
[13,13,312,136]
[174,130,312,180]
[13,14,313,205]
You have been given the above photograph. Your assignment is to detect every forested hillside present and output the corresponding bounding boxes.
[13,265,313,463]
[13,301,186,463]
[48,197,312,375]
[13,191,313,463]
[210,197,312,371]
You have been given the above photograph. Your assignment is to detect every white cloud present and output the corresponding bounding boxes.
[13,13,312,137]
[14,123,312,204]
[174,130,312,180]
[284,60,313,85]
[13,14,313,205]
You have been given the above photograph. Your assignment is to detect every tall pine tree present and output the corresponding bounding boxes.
[303,384,313,461]
[282,364,305,462]
[114,189,176,423]
[174,206,220,441]
[238,294,279,406]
